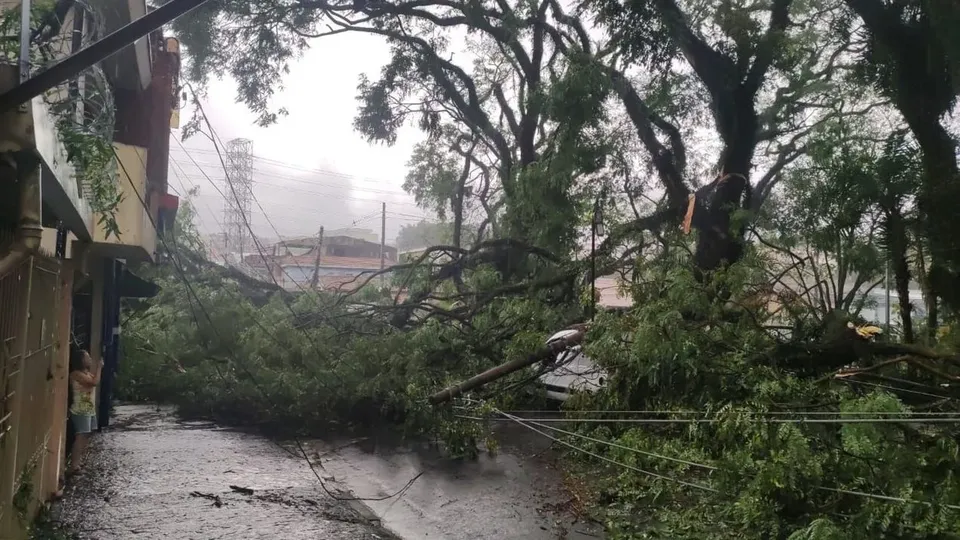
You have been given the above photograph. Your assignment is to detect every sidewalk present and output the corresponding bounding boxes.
[54,405,396,539]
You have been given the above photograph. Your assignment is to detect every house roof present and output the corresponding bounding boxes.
[318,274,368,291]
[280,255,386,270]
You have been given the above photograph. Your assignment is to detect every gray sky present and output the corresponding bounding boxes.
[167,31,436,247]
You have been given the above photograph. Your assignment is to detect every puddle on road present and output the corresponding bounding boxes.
[310,424,604,540]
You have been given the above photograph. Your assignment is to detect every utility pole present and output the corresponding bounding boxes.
[380,202,386,288]
[310,226,324,290]
[223,138,253,260]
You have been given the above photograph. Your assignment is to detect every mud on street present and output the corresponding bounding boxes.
[54,405,601,539]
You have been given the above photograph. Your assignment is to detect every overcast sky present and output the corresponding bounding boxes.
[167,31,435,247]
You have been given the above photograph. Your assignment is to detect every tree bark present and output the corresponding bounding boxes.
[913,241,939,343]
[910,119,960,314]
[844,0,960,313]
[887,209,914,343]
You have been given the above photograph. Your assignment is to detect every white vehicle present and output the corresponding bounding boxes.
[535,329,609,402]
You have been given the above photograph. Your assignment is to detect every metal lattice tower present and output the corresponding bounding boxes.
[223,138,254,258]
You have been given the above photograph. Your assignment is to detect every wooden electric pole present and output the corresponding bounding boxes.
[380,202,386,288]
[428,329,585,404]
[310,226,324,290]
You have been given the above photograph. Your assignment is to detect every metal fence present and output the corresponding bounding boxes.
[0,252,64,535]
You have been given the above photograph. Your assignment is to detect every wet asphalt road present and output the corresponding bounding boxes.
[57,406,396,539]
[311,426,603,540]
[56,405,601,539]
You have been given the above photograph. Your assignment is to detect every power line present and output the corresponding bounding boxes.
[170,167,426,211]
[816,486,960,511]
[168,152,414,198]
[170,145,411,189]
[459,415,960,424]
[524,417,718,470]
[115,145,422,504]
[491,407,960,511]
[463,408,960,416]
[496,409,717,492]
[184,84,379,358]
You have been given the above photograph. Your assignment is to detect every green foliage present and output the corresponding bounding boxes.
[119,201,574,455]
[125,1,960,538]
[520,251,960,539]
[12,462,35,522]
[854,0,956,115]
[170,0,309,128]
[0,2,123,238]
[404,139,462,218]
[52,110,123,239]
[396,220,453,252]
[505,52,613,252]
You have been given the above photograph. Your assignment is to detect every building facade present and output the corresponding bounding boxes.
[251,232,398,292]
[0,2,180,535]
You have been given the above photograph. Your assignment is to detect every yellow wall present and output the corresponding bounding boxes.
[39,228,80,258]
[92,143,156,261]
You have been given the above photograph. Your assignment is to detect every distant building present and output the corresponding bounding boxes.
[248,231,397,292]
[326,227,379,243]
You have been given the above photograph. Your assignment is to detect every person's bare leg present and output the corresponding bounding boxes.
[69,434,88,473]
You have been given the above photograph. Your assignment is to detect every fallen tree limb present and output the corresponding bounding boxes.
[428,329,585,404]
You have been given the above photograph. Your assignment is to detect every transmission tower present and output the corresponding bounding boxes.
[222,138,254,259]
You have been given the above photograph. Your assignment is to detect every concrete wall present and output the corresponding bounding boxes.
[91,143,155,261]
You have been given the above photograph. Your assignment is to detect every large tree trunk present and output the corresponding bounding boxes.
[691,93,757,274]
[910,119,960,314]
[844,0,960,313]
[885,209,914,343]
[914,242,939,342]
[451,152,470,249]
[893,252,914,344]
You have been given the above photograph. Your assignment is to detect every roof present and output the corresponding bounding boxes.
[318,274,368,291]
[280,255,386,270]
[278,236,318,247]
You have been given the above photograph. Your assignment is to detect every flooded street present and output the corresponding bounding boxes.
[56,405,601,539]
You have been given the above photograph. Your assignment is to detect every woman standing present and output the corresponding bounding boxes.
[68,346,102,474]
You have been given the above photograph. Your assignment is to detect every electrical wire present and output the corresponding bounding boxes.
[499,410,960,511]
[121,146,305,358]
[495,409,718,492]
[114,147,422,503]
[168,153,423,204]
[520,417,717,470]
[840,378,955,401]
[462,408,960,417]
[170,145,416,191]
[183,95,353,379]
[182,92,400,338]
[171,165,423,213]
[815,486,960,511]
[458,415,960,424]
